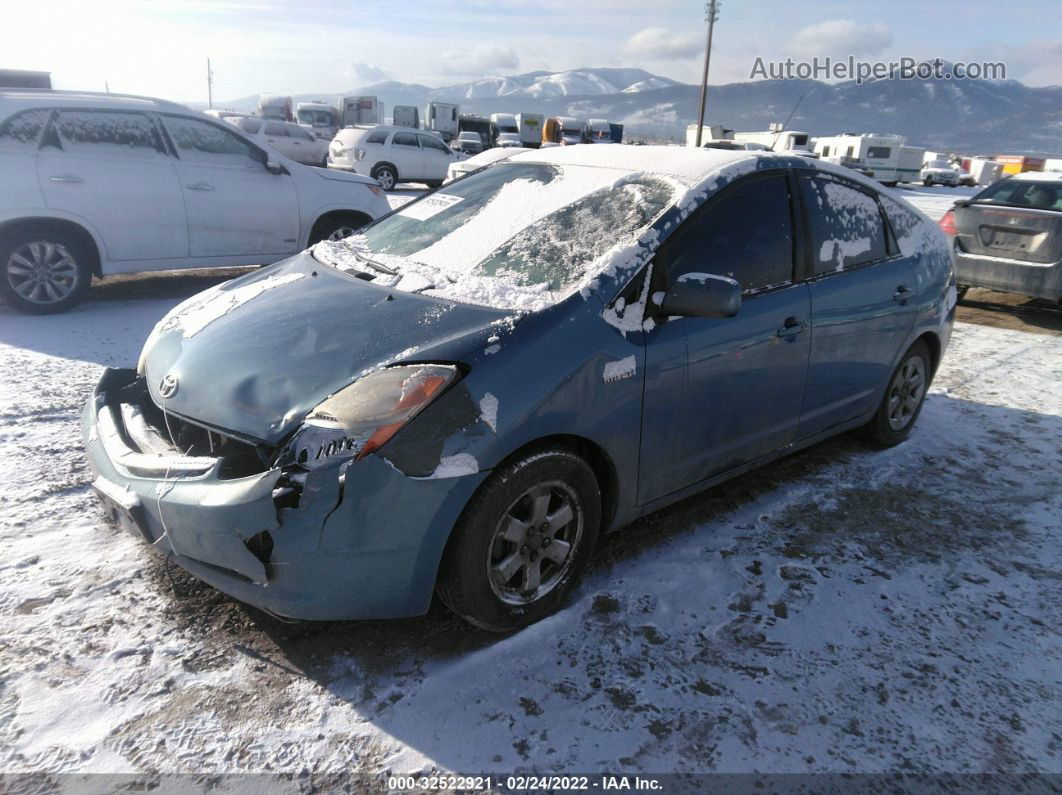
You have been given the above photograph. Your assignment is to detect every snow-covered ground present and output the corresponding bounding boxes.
[2,281,1059,781]
[893,184,978,221]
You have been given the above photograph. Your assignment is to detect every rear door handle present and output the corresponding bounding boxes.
[48,175,84,184]
[185,182,215,192]
[776,317,806,337]
[893,285,912,304]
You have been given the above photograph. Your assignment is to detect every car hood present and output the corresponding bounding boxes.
[314,168,379,186]
[139,253,511,445]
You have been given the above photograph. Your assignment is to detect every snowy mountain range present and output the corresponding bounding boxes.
[207,67,1062,155]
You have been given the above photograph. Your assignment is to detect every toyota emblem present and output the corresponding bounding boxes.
[159,374,179,399]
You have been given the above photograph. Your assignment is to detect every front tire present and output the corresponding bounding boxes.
[372,164,397,191]
[308,214,370,245]
[436,446,601,632]
[856,340,931,448]
[0,227,91,314]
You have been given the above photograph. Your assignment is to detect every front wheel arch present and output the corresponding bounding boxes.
[307,211,372,245]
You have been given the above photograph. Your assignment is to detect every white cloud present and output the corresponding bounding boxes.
[440,44,519,77]
[346,62,390,85]
[623,26,702,60]
[788,20,893,58]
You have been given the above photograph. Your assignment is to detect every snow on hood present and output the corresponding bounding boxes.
[139,255,509,443]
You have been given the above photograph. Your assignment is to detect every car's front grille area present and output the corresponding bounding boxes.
[113,376,273,479]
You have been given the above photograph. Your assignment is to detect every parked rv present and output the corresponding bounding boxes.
[257,94,293,122]
[587,119,613,143]
[515,113,544,148]
[425,102,460,143]
[544,116,583,145]
[734,128,814,156]
[391,105,420,129]
[685,124,734,148]
[296,101,339,141]
[340,96,383,128]
[814,134,923,185]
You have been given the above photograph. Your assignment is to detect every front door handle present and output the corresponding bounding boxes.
[186,182,215,192]
[776,317,806,337]
[48,175,84,184]
[893,285,912,304]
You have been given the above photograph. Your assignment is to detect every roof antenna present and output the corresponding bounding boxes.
[769,89,809,151]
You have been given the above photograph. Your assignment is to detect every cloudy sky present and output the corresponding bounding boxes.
[7,0,1060,102]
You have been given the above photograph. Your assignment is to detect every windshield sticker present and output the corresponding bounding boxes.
[397,193,465,220]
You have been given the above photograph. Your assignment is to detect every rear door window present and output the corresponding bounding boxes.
[418,134,450,153]
[667,173,795,292]
[53,110,168,159]
[263,122,289,137]
[800,175,888,275]
[0,109,50,151]
[162,115,264,168]
[365,130,388,145]
[393,132,419,148]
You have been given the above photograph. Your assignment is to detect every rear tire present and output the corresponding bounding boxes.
[856,340,931,448]
[372,164,397,191]
[956,286,970,302]
[436,445,601,632]
[0,226,91,314]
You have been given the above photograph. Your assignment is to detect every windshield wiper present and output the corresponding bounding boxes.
[353,249,398,276]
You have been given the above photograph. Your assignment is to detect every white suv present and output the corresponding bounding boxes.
[226,115,330,168]
[328,125,457,190]
[0,90,391,313]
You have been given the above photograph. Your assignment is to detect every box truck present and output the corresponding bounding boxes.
[392,105,420,129]
[425,102,460,143]
[257,94,293,122]
[340,96,383,127]
[515,113,544,147]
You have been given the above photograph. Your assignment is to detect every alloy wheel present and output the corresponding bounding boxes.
[327,226,358,241]
[487,481,583,605]
[6,241,80,305]
[886,355,926,431]
[375,169,395,190]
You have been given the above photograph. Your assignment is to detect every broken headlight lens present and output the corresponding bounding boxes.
[281,364,459,469]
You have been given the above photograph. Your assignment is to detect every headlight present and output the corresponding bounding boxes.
[279,364,459,469]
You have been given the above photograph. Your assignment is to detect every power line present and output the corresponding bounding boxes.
[695,0,721,148]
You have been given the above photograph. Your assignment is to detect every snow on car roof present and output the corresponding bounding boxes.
[508,144,773,186]
[0,89,188,112]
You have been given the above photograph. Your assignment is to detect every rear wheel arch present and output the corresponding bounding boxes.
[371,161,399,179]
[0,217,102,277]
[914,330,942,377]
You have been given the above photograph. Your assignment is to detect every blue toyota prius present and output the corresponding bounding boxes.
[82,146,956,631]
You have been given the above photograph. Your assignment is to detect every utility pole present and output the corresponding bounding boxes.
[206,58,214,109]
[694,0,721,148]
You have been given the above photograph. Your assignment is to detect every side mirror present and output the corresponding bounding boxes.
[266,159,288,175]
[658,273,741,318]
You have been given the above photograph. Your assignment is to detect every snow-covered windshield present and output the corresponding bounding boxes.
[312,162,675,311]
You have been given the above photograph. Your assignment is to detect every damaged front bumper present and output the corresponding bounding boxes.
[82,368,489,620]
